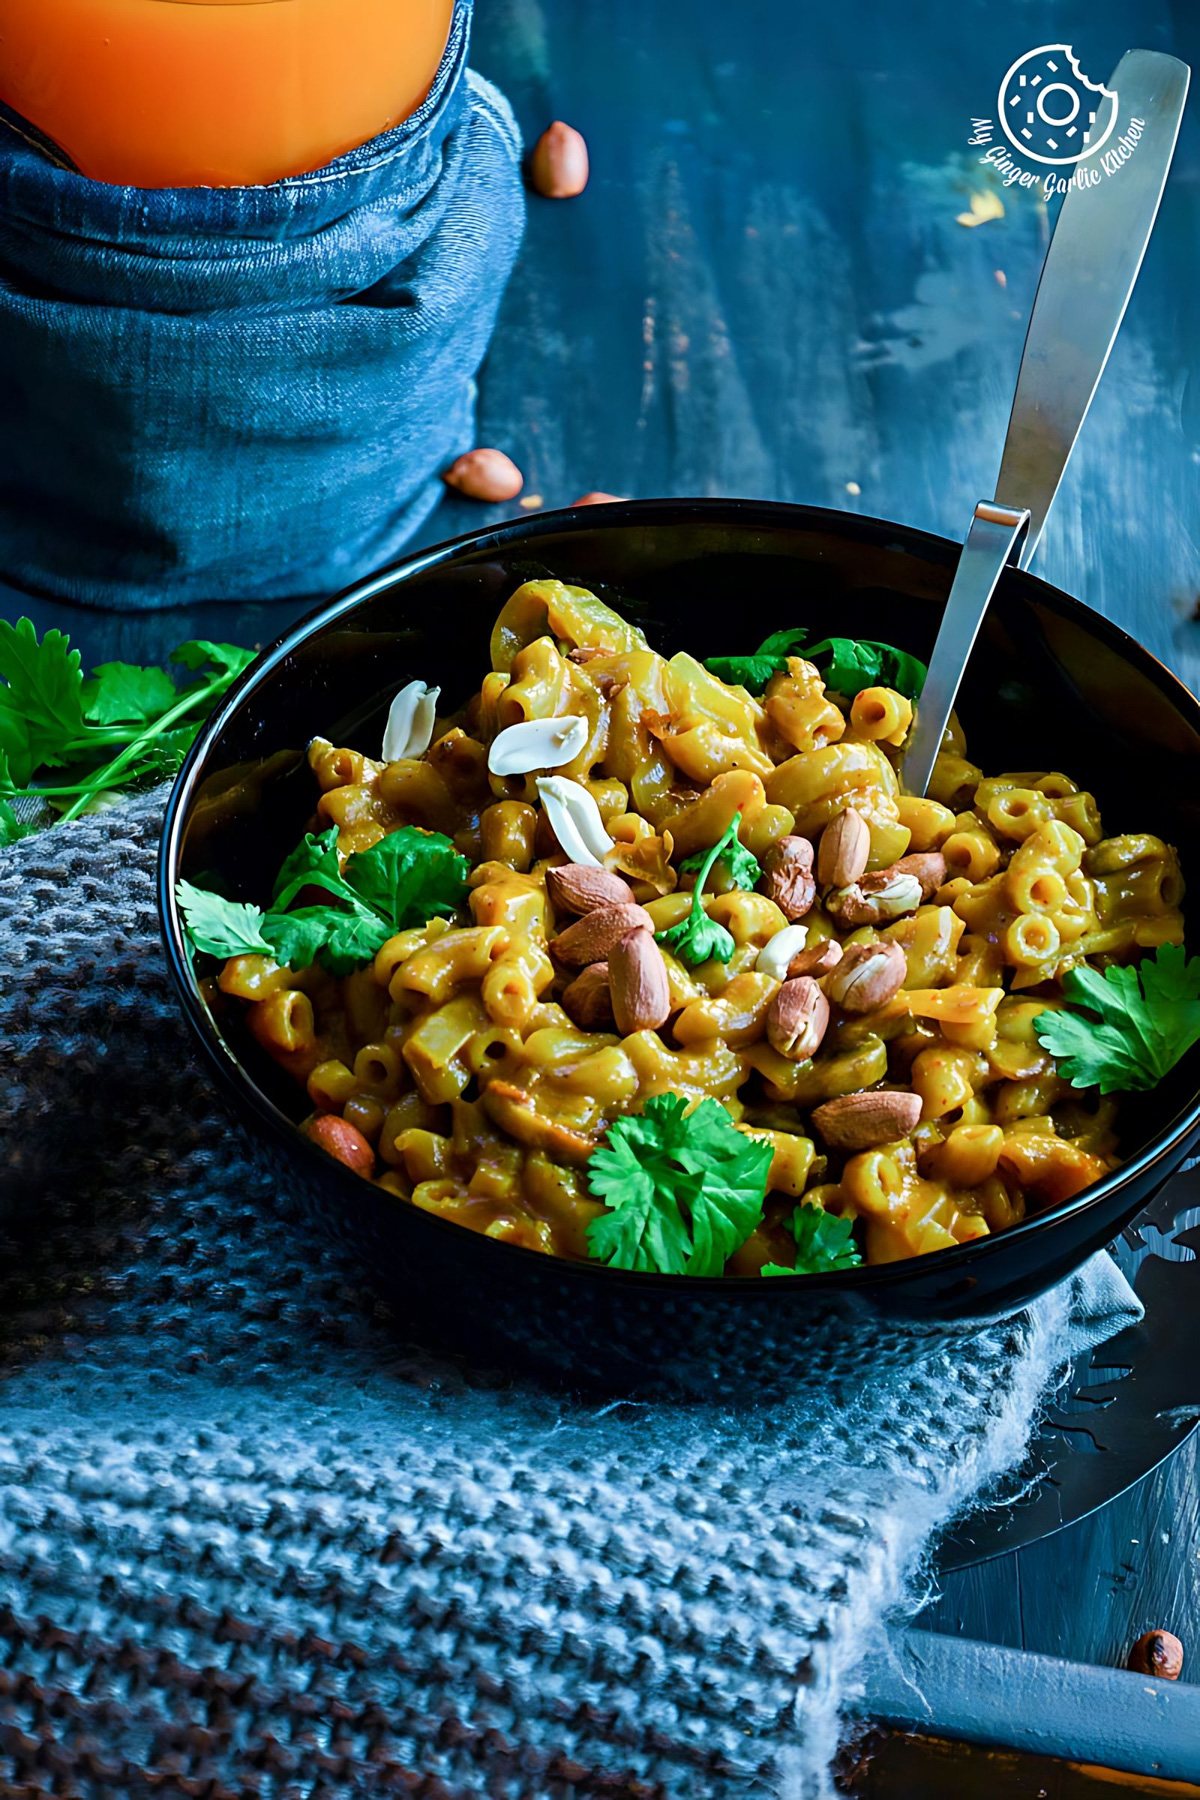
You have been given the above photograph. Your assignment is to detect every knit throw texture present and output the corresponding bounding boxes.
[0,794,1142,1799]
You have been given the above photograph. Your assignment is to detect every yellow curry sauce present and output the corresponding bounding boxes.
[211,581,1185,1273]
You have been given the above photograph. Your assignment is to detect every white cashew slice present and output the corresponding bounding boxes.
[535,775,615,868]
[383,680,440,762]
[487,713,589,777]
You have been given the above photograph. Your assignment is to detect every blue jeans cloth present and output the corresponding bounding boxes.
[0,2,523,610]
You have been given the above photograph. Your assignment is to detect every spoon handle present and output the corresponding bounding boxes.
[901,49,1190,798]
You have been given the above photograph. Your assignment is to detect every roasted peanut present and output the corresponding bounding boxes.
[826,870,922,926]
[810,1089,923,1150]
[889,851,948,901]
[443,448,524,502]
[609,927,671,1035]
[766,977,830,1061]
[755,923,811,983]
[759,834,817,921]
[788,938,844,981]
[553,901,656,966]
[307,1114,376,1179]
[547,862,635,915]
[1127,1631,1183,1680]
[817,807,870,889]
[823,940,908,1013]
[530,121,590,198]
[561,961,616,1029]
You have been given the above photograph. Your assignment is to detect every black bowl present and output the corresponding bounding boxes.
[158,499,1200,1385]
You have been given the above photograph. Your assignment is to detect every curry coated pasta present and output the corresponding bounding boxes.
[187,579,1189,1278]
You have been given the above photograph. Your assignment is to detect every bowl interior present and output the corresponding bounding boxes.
[169,500,1200,1244]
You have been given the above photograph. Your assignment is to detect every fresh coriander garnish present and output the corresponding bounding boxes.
[1033,944,1200,1094]
[178,824,469,976]
[680,829,761,892]
[0,619,255,843]
[704,628,927,701]
[585,1094,773,1275]
[761,1202,862,1276]
[656,812,745,967]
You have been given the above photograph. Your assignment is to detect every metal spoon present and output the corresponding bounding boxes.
[901,48,1190,797]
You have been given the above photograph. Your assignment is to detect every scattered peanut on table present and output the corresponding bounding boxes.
[530,120,590,198]
[442,447,524,502]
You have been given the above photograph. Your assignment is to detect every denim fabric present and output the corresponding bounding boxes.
[0,2,523,610]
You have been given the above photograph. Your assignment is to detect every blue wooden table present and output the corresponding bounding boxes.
[9,0,1200,1677]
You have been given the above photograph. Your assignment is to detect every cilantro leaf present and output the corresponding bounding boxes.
[82,661,178,726]
[704,653,789,693]
[681,834,760,892]
[179,822,469,977]
[176,880,272,959]
[0,803,33,846]
[262,905,391,976]
[704,627,926,702]
[171,640,258,683]
[0,617,85,771]
[1034,945,1200,1095]
[755,629,811,660]
[658,908,736,966]
[806,637,927,702]
[0,620,257,839]
[705,630,808,692]
[761,1202,862,1276]
[586,1094,772,1275]
[343,827,469,931]
[271,827,347,910]
[655,812,745,968]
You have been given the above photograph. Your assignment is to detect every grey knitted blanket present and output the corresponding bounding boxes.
[0,793,1142,1799]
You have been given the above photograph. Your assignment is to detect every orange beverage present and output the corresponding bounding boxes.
[0,0,455,188]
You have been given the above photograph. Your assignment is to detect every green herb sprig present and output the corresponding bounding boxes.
[705,628,927,701]
[178,824,469,976]
[1033,944,1200,1095]
[679,829,761,893]
[656,812,748,968]
[761,1203,862,1277]
[586,1094,773,1276]
[0,618,256,844]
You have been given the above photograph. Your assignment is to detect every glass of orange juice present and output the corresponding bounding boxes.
[0,0,456,188]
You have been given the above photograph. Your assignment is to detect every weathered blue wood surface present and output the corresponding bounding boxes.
[4,0,1199,1667]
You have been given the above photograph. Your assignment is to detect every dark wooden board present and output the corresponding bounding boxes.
[2,0,1199,1664]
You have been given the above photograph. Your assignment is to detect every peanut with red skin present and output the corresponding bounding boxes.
[766,976,830,1061]
[823,940,908,1013]
[811,1089,923,1151]
[530,121,590,198]
[826,870,922,927]
[889,851,947,901]
[609,927,671,1035]
[817,807,871,889]
[1127,1631,1183,1680]
[547,862,634,915]
[759,835,817,921]
[787,939,844,980]
[553,901,656,967]
[561,962,615,1029]
[443,448,524,502]
[307,1115,376,1179]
